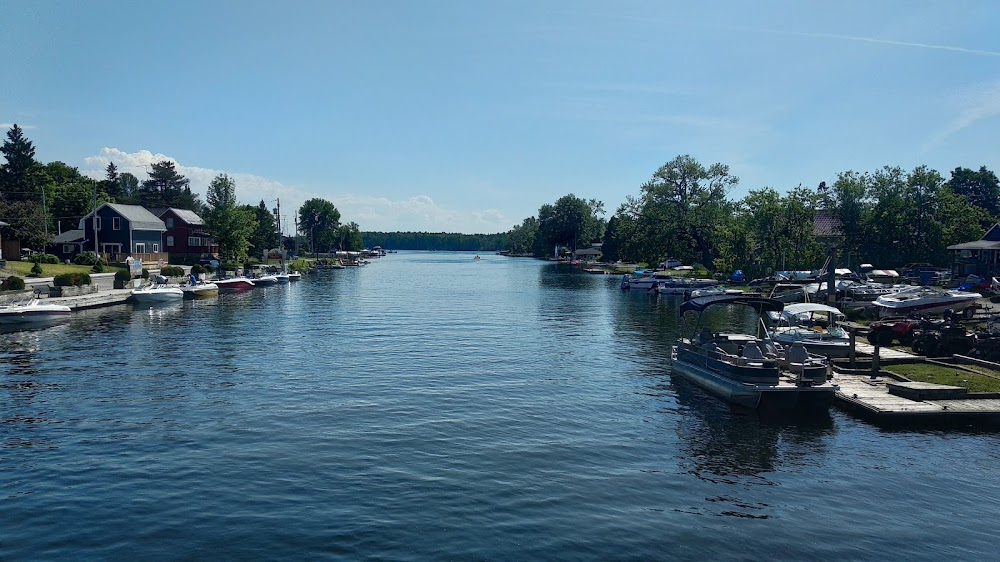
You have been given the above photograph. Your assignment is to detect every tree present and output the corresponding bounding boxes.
[601,215,622,262]
[39,161,106,235]
[626,155,737,269]
[297,198,341,253]
[947,166,1000,222]
[117,172,140,203]
[536,194,604,257]
[100,162,122,201]
[248,200,278,259]
[138,160,202,211]
[506,217,539,255]
[0,124,39,203]
[334,222,364,251]
[204,174,256,263]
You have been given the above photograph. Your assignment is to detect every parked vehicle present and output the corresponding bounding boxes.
[866,319,922,347]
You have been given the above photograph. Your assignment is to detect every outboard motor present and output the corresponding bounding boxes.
[620,274,631,290]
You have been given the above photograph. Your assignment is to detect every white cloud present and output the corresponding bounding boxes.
[81,148,511,234]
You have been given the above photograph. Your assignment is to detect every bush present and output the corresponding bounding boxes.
[288,259,310,273]
[53,272,92,287]
[91,261,105,273]
[160,265,184,277]
[221,262,239,272]
[30,262,43,277]
[115,269,132,282]
[191,264,207,275]
[74,252,99,265]
[1,276,25,291]
[141,268,150,279]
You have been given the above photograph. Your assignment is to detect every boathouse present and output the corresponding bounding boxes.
[948,223,1000,277]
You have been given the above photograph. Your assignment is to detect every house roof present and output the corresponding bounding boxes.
[948,240,1000,251]
[813,210,843,238]
[80,203,167,231]
[164,207,205,226]
[53,229,85,243]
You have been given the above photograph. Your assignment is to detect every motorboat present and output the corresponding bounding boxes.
[181,281,219,299]
[767,302,851,358]
[0,298,71,325]
[274,272,290,284]
[252,273,279,286]
[688,286,743,298]
[215,277,256,292]
[671,295,838,410]
[131,283,184,303]
[620,270,673,291]
[287,271,302,281]
[873,286,981,318]
[654,277,720,295]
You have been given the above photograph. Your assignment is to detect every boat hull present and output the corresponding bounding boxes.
[0,308,71,325]
[215,279,255,292]
[671,347,836,411]
[131,290,183,303]
[182,283,219,299]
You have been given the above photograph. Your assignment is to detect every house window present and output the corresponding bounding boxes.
[152,243,159,253]
[95,217,102,230]
[113,217,121,230]
[135,243,146,253]
[166,236,175,247]
[189,236,202,247]
[63,245,73,254]
[165,218,174,228]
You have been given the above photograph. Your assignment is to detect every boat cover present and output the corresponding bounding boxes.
[781,303,844,316]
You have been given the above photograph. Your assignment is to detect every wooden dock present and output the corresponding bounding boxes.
[47,288,134,310]
[833,371,1000,421]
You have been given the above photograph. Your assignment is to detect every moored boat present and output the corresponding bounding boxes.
[215,277,256,292]
[181,282,219,299]
[131,283,184,303]
[671,295,838,410]
[768,302,851,358]
[0,298,71,325]
[873,286,980,318]
[287,271,302,281]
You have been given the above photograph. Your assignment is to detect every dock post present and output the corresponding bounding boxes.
[849,329,856,369]
[871,345,880,378]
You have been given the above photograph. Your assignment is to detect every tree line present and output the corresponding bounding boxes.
[361,231,507,252]
[506,154,996,279]
[0,124,363,264]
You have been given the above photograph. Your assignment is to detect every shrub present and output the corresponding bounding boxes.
[91,261,105,273]
[30,262,43,277]
[160,265,184,277]
[53,272,92,287]
[288,259,310,273]
[1,276,25,291]
[221,262,239,272]
[191,264,205,275]
[74,252,99,265]
[141,268,150,279]
[115,269,131,282]
[44,254,59,264]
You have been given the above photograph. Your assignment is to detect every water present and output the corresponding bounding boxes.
[2,252,1000,559]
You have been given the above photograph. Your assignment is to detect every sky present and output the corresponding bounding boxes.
[3,1,1000,234]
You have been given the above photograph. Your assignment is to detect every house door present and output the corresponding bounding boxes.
[101,243,122,261]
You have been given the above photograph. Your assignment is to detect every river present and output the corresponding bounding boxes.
[2,251,999,559]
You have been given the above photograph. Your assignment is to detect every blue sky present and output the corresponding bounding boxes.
[3,1,999,234]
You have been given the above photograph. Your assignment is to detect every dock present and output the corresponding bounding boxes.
[47,288,135,310]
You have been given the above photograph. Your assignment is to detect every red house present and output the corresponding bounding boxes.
[157,208,218,263]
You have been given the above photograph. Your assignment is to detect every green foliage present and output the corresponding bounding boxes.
[947,166,1000,221]
[74,251,99,265]
[53,272,91,286]
[160,265,184,276]
[29,262,43,277]
[1,276,25,291]
[32,253,59,264]
[91,261,104,273]
[361,231,507,252]
[190,264,206,275]
[333,222,364,251]
[535,195,605,257]
[205,174,257,263]
[248,200,279,258]
[298,198,342,253]
[115,269,131,282]
[0,124,39,203]
[288,259,310,273]
[137,160,202,211]
[141,268,150,279]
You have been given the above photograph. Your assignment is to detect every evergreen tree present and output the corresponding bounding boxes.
[0,124,38,203]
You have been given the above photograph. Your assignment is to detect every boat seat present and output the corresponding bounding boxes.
[787,342,810,374]
[738,343,765,366]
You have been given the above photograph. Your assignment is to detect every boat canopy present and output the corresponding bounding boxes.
[781,303,844,316]
[679,295,784,315]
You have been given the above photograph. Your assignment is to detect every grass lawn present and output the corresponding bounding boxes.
[887,363,1000,393]
[2,261,125,278]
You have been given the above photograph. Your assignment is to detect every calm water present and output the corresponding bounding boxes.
[2,252,1000,560]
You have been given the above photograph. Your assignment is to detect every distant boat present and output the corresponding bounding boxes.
[215,277,256,291]
[181,282,219,299]
[131,284,184,303]
[474,255,481,260]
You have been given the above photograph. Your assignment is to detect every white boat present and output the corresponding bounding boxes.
[620,270,673,291]
[688,286,743,298]
[274,272,290,284]
[252,274,279,286]
[0,298,71,325]
[287,272,302,281]
[181,282,219,299]
[654,277,720,295]
[768,302,852,358]
[873,286,980,318]
[671,295,838,410]
[131,283,184,303]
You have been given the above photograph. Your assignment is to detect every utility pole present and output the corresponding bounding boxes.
[93,183,99,258]
[294,216,299,257]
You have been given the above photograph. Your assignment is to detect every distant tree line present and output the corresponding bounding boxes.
[361,232,507,252]
[506,154,997,278]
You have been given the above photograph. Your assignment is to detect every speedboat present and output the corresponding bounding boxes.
[181,281,219,299]
[688,286,743,298]
[287,271,302,281]
[654,277,720,295]
[131,283,184,303]
[215,277,256,292]
[767,302,851,358]
[873,286,980,318]
[0,298,71,325]
[253,274,278,286]
[274,272,290,284]
[620,270,673,291]
[671,295,838,410]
